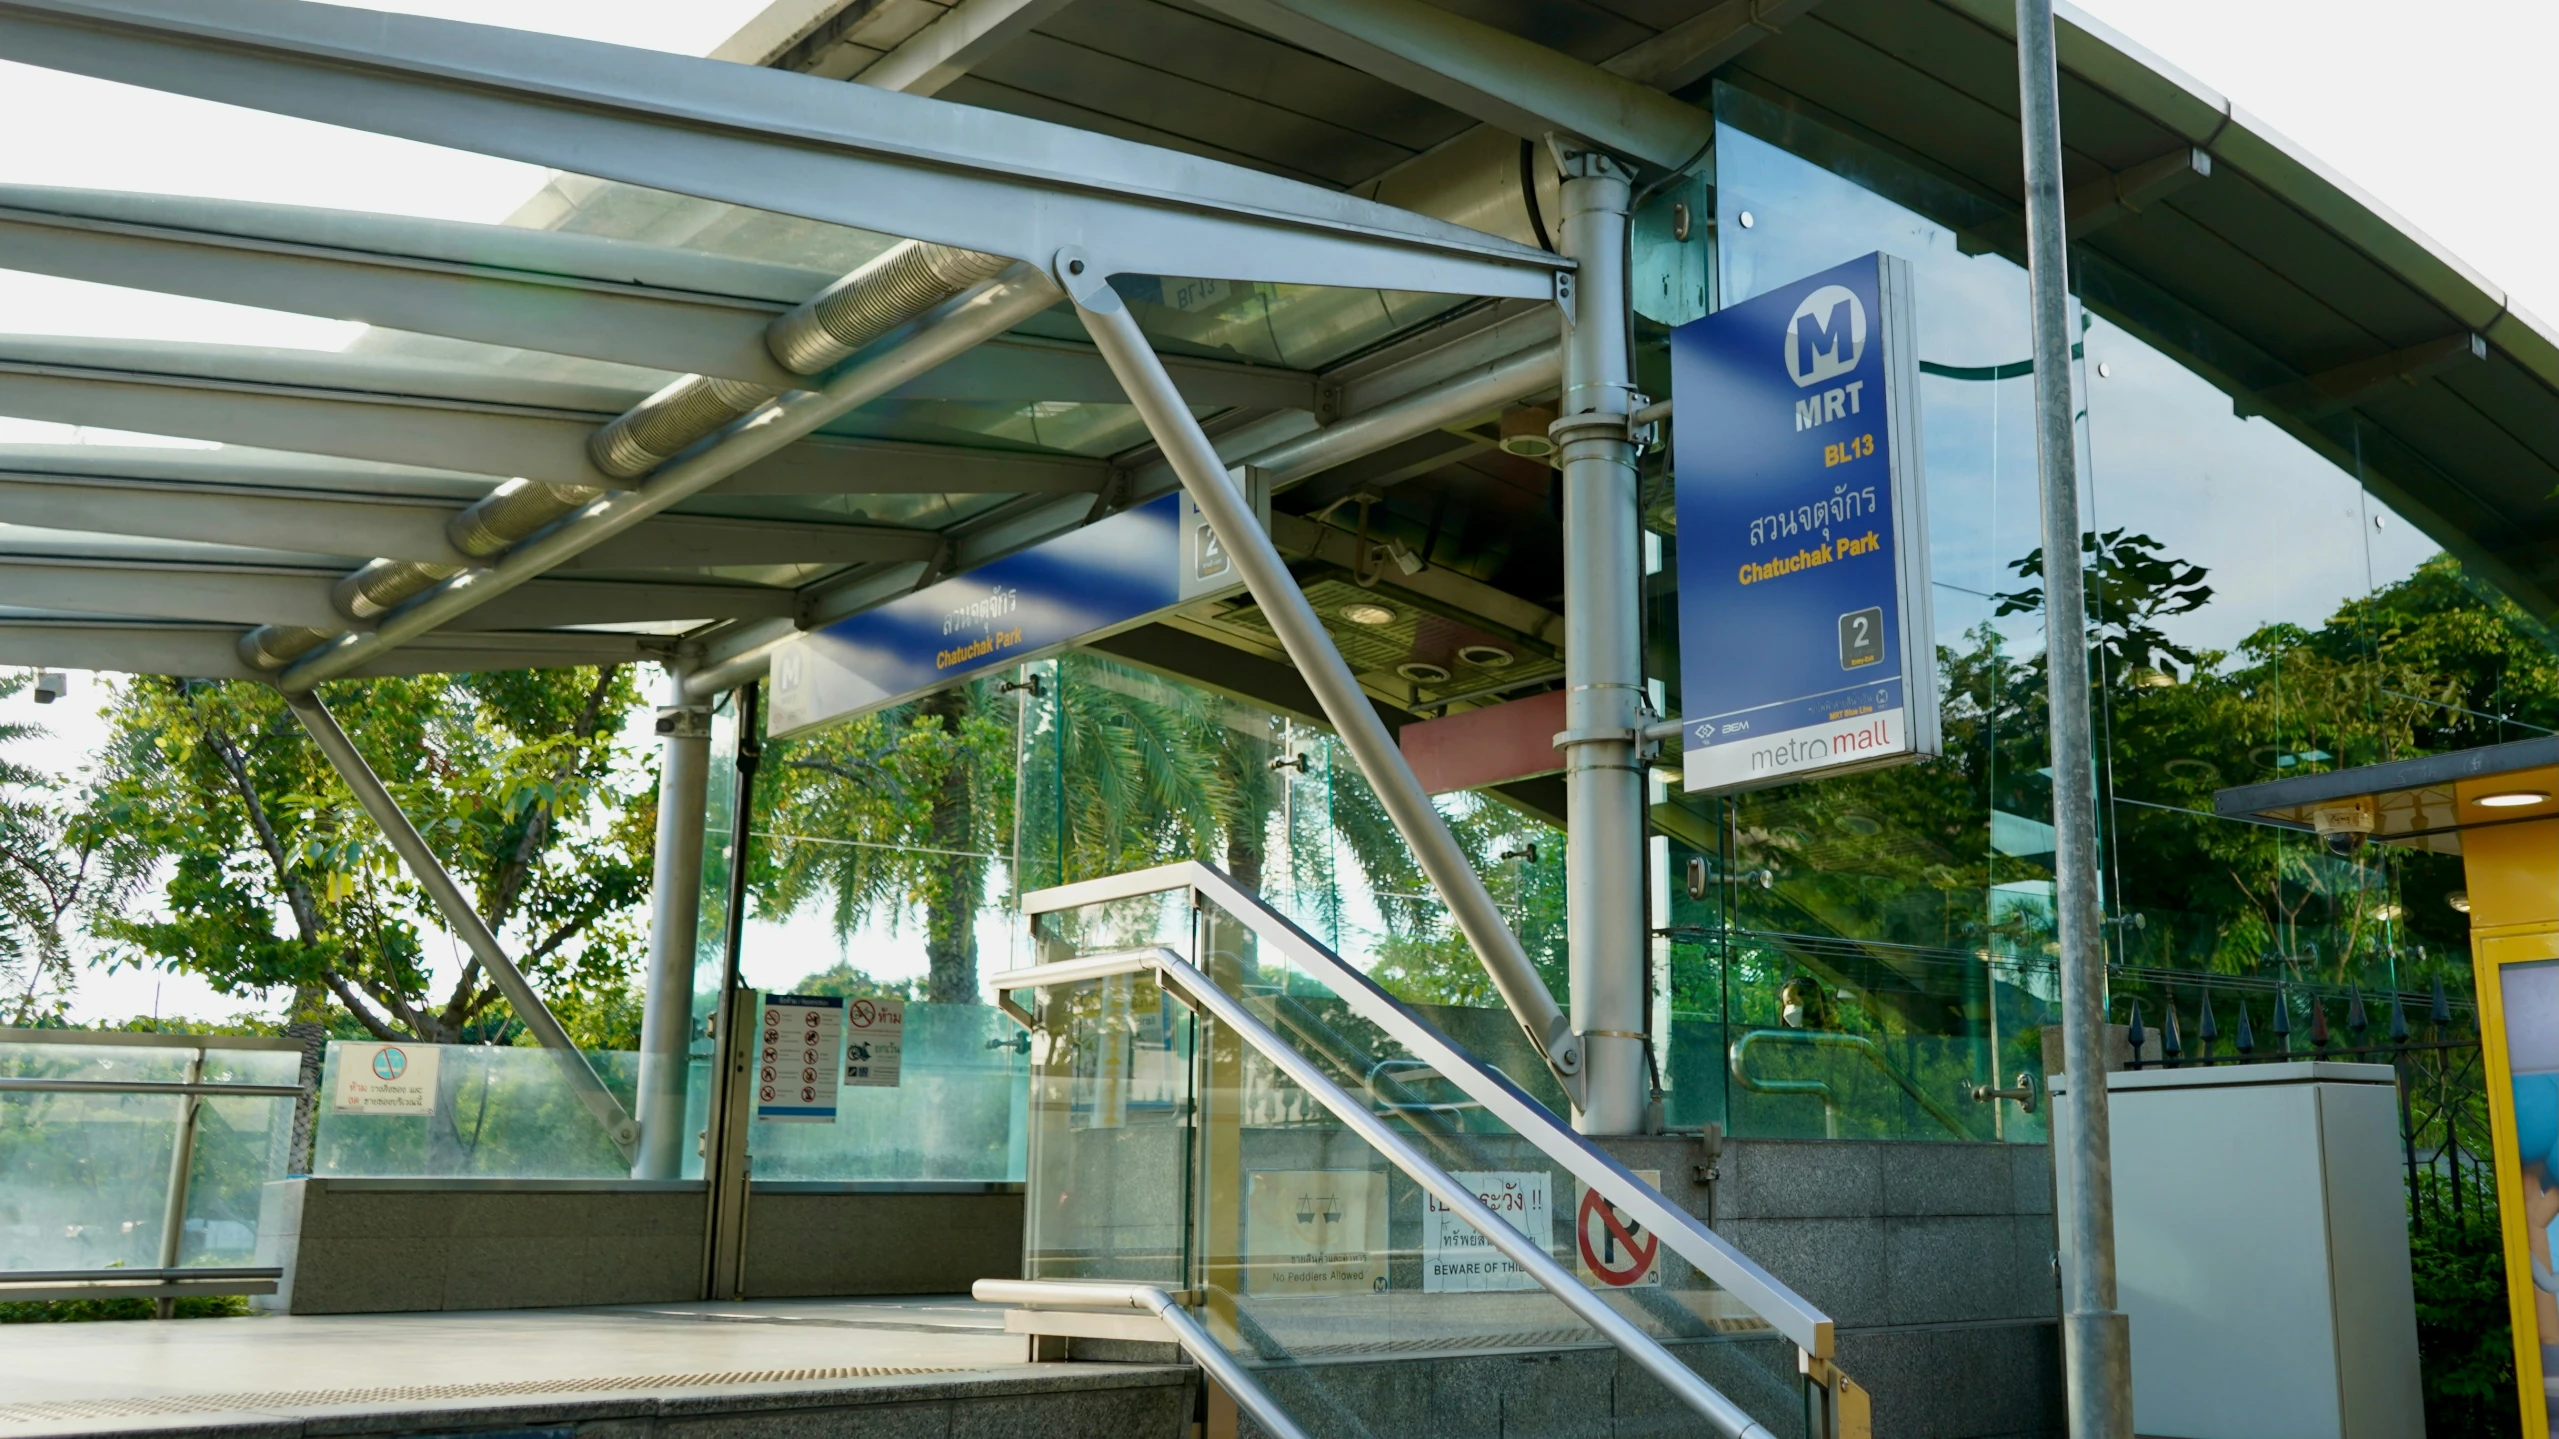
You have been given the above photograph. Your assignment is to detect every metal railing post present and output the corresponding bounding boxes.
[2013,0,2134,1432]
[701,682,763,1301]
[1058,251,1585,1104]
[151,1044,205,1319]
[284,690,639,1162]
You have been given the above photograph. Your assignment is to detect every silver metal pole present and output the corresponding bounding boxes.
[1552,148,1648,1135]
[1138,949,1772,1439]
[283,690,639,1161]
[972,1280,1317,1439]
[151,1044,204,1319]
[2013,3,2133,1434]
[634,667,712,1179]
[1058,250,1583,1101]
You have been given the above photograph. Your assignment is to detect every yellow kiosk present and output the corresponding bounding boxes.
[2219,737,2559,1438]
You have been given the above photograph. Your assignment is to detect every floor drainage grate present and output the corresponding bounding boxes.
[0,1368,968,1424]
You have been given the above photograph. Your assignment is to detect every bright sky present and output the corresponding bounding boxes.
[11,0,2553,1023]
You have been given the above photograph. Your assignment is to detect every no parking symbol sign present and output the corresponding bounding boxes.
[1576,1170,1662,1289]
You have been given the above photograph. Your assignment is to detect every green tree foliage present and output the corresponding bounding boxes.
[0,674,148,1024]
[82,668,651,1049]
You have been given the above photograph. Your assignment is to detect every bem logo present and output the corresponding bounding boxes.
[1785,285,1866,389]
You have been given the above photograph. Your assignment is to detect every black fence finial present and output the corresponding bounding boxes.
[2234,998,2257,1056]
[2161,991,2184,1068]
[2347,984,2371,1048]
[2389,989,2411,1047]
[2196,988,2220,1063]
[2126,999,2148,1069]
[2310,993,2331,1051]
[2271,988,2293,1055]
[2430,976,2452,1030]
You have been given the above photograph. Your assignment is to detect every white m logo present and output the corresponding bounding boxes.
[1784,285,1866,389]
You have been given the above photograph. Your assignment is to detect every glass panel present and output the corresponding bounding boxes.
[0,1039,297,1273]
[1671,98,2056,1141]
[1022,969,1197,1287]
[308,1043,635,1180]
[743,1001,1028,1182]
[1185,892,1812,1438]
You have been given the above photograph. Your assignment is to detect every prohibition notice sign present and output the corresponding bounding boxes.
[1576,1169,1663,1288]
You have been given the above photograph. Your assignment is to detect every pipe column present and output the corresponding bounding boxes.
[634,666,712,1179]
[1551,148,1649,1136]
[2014,2,2133,1433]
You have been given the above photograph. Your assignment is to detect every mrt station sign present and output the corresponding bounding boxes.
[1671,252,1937,793]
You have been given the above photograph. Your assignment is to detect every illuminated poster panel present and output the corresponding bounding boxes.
[1670,251,1937,793]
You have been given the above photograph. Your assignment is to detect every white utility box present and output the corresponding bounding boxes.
[2052,1061,2424,1439]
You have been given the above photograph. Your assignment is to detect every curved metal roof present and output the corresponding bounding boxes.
[0,0,2546,700]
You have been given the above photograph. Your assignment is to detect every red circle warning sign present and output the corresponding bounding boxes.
[850,999,878,1028]
[1577,1187,1660,1287]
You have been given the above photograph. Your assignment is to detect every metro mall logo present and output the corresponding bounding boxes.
[1784,284,1866,388]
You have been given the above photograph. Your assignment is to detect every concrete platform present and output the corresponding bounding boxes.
[0,1297,1196,1439]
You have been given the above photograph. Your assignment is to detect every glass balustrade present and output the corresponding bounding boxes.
[1015,868,1828,1439]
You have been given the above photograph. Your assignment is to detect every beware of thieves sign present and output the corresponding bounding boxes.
[1671,251,1937,793]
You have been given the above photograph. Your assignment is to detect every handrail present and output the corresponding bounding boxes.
[998,945,1779,1439]
[0,1078,306,1097]
[973,1279,1316,1439]
[1729,1029,1971,1139]
[1018,859,1836,1359]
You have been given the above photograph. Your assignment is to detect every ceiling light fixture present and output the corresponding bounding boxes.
[2475,790,2551,808]
[1339,603,1397,627]
[1396,661,1452,684]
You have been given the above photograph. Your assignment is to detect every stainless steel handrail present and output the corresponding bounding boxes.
[1729,1028,1972,1139]
[0,1078,306,1096]
[998,944,1778,1439]
[973,1279,1316,1439]
[1017,860,1835,1359]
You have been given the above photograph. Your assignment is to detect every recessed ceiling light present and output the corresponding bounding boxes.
[2475,790,2550,809]
[1457,643,1515,668]
[2449,891,2473,914]
[1396,661,1452,684]
[1339,603,1397,626]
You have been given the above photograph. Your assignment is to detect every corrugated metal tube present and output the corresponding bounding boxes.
[765,241,1014,374]
[587,373,779,479]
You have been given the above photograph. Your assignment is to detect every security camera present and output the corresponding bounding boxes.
[2309,798,2375,858]
[30,671,66,705]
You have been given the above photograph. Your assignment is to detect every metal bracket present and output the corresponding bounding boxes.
[1552,268,1576,326]
[653,704,713,740]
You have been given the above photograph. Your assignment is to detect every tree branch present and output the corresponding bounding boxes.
[485,665,618,932]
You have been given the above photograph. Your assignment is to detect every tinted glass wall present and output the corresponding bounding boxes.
[1643,86,2517,1143]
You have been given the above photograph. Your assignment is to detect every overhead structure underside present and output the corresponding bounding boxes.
[0,0,2552,797]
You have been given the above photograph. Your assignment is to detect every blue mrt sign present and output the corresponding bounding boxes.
[1671,252,1937,793]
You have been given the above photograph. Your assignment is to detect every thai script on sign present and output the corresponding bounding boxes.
[1748,485,1877,548]
[941,586,1019,636]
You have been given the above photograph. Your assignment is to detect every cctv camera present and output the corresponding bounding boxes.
[2322,830,2366,858]
[30,671,66,705]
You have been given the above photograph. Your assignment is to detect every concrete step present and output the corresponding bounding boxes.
[0,1298,1194,1439]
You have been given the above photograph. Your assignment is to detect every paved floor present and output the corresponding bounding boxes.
[0,1296,1104,1436]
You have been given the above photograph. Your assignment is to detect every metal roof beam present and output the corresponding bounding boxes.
[0,619,663,679]
[1600,0,1828,93]
[0,0,1561,298]
[0,186,825,387]
[856,0,1071,96]
[0,338,626,489]
[0,471,947,569]
[0,333,1290,484]
[1185,0,1713,171]
[0,555,800,628]
[2244,332,2489,422]
[1960,147,2212,256]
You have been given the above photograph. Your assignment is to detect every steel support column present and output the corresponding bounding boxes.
[283,690,639,1162]
[1551,149,1647,1135]
[635,666,713,1180]
[2014,3,2134,1434]
[1060,249,1583,1102]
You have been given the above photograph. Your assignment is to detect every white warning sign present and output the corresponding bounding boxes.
[333,1042,438,1115]
[1242,1169,1388,1294]
[1423,1171,1552,1292]
[843,997,904,1088]
[1576,1169,1663,1289]
[756,993,843,1122]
